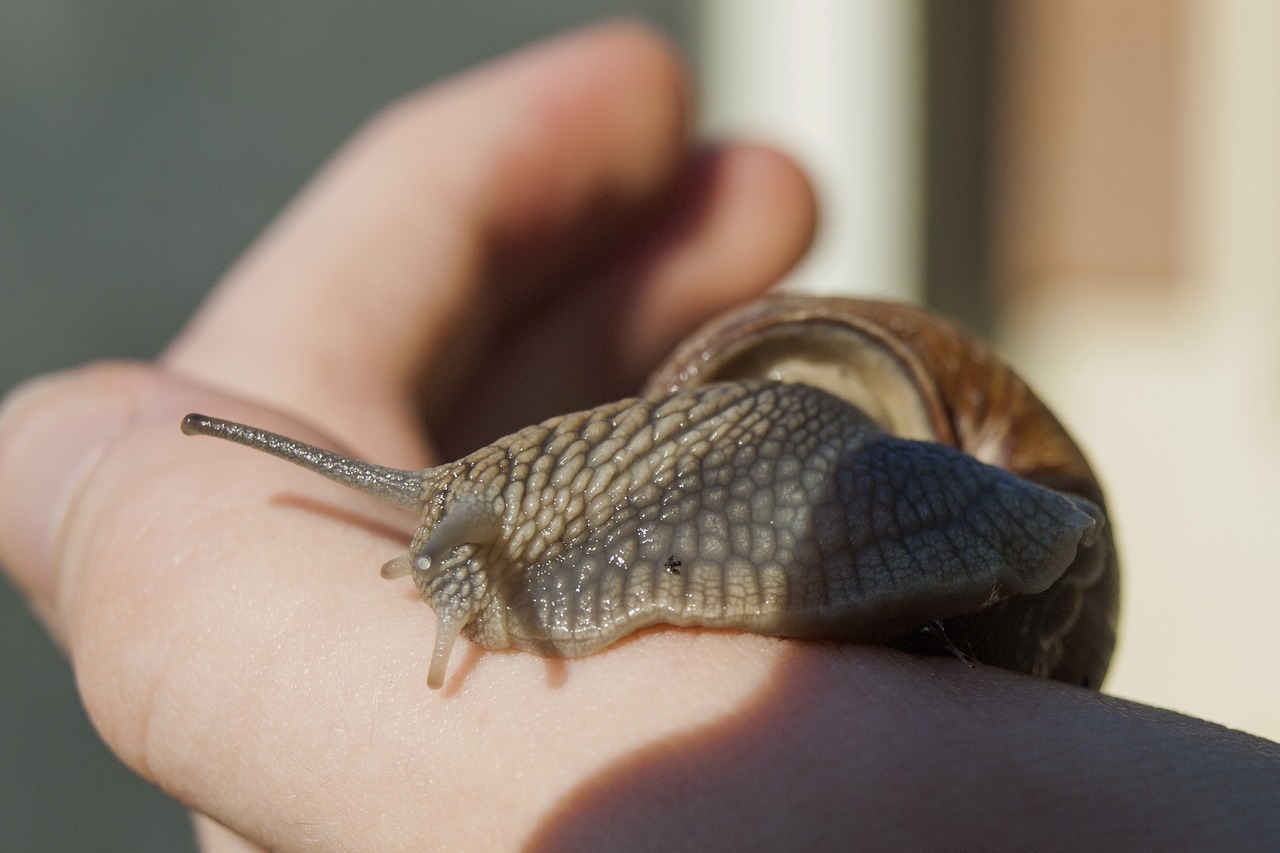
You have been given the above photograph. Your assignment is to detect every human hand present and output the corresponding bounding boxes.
[0,22,1276,852]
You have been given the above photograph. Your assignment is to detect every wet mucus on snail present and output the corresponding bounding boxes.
[181,296,1119,690]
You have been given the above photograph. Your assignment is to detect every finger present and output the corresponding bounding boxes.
[0,363,393,634]
[0,368,137,618]
[163,22,693,452]
[193,814,268,853]
[429,142,815,454]
[612,143,815,377]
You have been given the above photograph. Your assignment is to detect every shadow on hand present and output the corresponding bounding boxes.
[527,642,1280,852]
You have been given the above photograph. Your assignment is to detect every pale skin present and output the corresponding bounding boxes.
[0,22,1275,852]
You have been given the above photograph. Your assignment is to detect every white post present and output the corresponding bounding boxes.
[697,0,923,301]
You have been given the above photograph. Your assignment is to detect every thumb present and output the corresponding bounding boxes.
[0,365,138,627]
[0,361,301,648]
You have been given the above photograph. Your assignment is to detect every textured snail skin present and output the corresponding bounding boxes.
[646,295,1120,688]
[181,297,1118,690]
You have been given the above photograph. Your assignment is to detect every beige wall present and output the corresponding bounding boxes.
[997,0,1280,740]
[994,0,1182,293]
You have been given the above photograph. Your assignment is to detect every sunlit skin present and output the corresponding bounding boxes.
[0,22,1275,852]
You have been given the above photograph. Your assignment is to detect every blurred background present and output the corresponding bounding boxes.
[1,1,1275,848]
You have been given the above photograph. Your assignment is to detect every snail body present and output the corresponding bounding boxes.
[181,296,1118,689]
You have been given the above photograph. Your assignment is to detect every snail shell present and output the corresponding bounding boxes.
[181,296,1118,690]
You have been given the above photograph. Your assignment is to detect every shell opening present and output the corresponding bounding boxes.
[665,322,937,441]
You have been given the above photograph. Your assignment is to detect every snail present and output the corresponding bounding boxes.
[181,295,1118,690]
